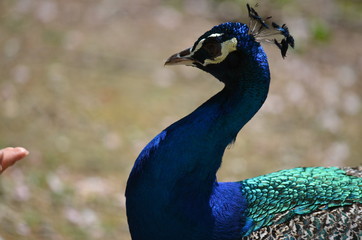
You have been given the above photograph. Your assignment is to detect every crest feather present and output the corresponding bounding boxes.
[247,4,295,58]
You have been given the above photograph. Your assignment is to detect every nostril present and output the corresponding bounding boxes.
[179,48,192,57]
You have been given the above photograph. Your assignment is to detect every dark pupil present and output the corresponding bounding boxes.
[203,42,221,58]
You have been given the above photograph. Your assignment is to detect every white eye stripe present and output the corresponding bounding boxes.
[203,37,237,66]
[192,33,224,52]
[193,39,205,53]
[189,34,237,66]
[207,33,224,38]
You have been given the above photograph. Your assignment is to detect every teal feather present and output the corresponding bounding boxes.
[240,167,362,238]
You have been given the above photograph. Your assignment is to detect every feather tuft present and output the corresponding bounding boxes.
[246,4,294,58]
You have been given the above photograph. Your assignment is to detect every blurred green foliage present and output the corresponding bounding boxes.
[311,20,331,43]
[0,0,361,239]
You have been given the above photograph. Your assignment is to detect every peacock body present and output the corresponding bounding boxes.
[125,5,362,240]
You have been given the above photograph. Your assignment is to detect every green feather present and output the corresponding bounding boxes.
[240,167,362,236]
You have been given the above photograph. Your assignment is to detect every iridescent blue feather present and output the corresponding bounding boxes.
[126,5,361,240]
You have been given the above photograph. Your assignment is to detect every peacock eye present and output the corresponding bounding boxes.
[202,42,221,58]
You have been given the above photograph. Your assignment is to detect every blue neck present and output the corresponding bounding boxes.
[126,49,270,240]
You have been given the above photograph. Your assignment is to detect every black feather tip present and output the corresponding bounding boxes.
[247,4,294,58]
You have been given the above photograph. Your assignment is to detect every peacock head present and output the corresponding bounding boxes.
[165,4,294,84]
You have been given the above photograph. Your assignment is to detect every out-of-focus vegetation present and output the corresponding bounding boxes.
[0,0,361,239]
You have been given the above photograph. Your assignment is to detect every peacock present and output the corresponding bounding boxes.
[125,4,362,240]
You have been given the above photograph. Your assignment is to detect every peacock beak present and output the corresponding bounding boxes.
[164,48,195,66]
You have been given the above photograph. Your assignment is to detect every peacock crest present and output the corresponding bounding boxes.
[247,4,294,58]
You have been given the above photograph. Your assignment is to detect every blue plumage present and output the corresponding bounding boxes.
[126,5,362,240]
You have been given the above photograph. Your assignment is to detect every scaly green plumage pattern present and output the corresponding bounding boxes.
[239,167,362,236]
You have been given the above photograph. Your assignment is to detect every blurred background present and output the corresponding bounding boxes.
[0,0,361,239]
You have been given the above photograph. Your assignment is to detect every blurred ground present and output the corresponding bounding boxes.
[0,0,361,239]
